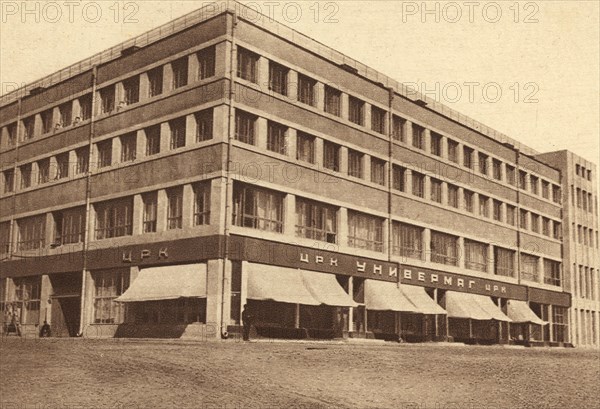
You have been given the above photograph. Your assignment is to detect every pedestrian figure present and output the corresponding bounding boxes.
[241,304,253,341]
[40,321,51,338]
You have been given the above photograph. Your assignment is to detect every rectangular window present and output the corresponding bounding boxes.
[479,195,489,218]
[97,139,112,168]
[37,158,50,184]
[41,109,53,134]
[0,222,10,254]
[505,165,516,186]
[193,183,211,226]
[17,215,46,251]
[100,86,115,114]
[348,211,384,252]
[430,132,442,156]
[520,210,528,230]
[23,116,35,140]
[323,141,340,172]
[267,121,287,155]
[6,123,17,145]
[531,213,540,233]
[54,206,85,245]
[392,165,405,192]
[430,230,458,266]
[392,222,423,259]
[371,106,386,134]
[235,110,256,145]
[148,66,163,97]
[521,254,539,282]
[519,171,527,190]
[324,86,341,117]
[506,205,516,226]
[412,124,424,150]
[392,115,405,142]
[371,158,385,186]
[541,181,550,199]
[94,197,133,239]
[348,149,363,179]
[197,46,216,80]
[142,192,157,233]
[169,117,186,149]
[492,159,502,180]
[298,74,316,106]
[430,178,442,203]
[348,96,364,126]
[145,125,161,156]
[464,239,487,272]
[412,172,425,198]
[195,109,213,142]
[447,139,459,163]
[122,75,140,105]
[3,169,14,193]
[56,152,69,180]
[172,57,189,89]
[120,132,136,163]
[268,61,288,96]
[553,222,561,240]
[530,175,539,195]
[76,146,89,174]
[464,190,474,213]
[295,197,337,243]
[463,146,474,169]
[237,47,259,83]
[167,187,183,230]
[11,277,41,325]
[232,183,283,233]
[20,164,32,189]
[588,193,593,213]
[448,184,459,208]
[79,94,92,121]
[296,132,315,164]
[93,270,129,324]
[542,217,551,236]
[478,152,488,175]
[494,247,515,277]
[493,200,502,221]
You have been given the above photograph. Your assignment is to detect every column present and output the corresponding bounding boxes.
[287,70,298,101]
[163,63,174,94]
[340,146,349,175]
[499,162,506,183]
[45,213,54,248]
[206,259,226,338]
[139,72,150,101]
[40,275,52,326]
[186,113,197,146]
[160,122,171,152]
[457,187,464,210]
[348,277,354,332]
[258,56,269,91]
[364,103,372,129]
[31,162,39,187]
[315,138,324,167]
[156,189,168,232]
[315,82,325,111]
[112,136,121,164]
[441,136,448,159]
[212,105,230,143]
[286,128,297,159]
[52,107,61,130]
[80,270,94,337]
[405,120,413,145]
[48,156,58,181]
[87,205,96,244]
[136,130,146,159]
[339,207,349,248]
[424,176,431,201]
[188,52,199,84]
[72,98,82,123]
[405,169,413,196]
[255,117,267,150]
[457,237,465,268]
[115,81,125,108]
[215,41,231,79]
[68,150,77,178]
[423,128,431,154]
[456,142,464,166]
[423,228,431,262]
[182,184,194,228]
[441,182,449,205]
[340,93,349,121]
[132,194,144,236]
[283,194,296,237]
[363,155,371,182]
[487,244,494,274]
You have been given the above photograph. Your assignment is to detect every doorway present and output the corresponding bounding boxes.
[50,296,81,337]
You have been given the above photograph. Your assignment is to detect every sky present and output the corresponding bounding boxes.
[1,0,598,164]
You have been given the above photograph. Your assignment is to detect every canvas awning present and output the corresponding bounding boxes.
[364,280,417,312]
[115,263,207,302]
[445,291,509,321]
[302,270,358,307]
[507,300,547,325]
[401,285,447,315]
[246,263,320,305]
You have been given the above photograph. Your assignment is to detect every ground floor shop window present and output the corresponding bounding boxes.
[133,299,206,324]
[552,306,568,343]
[93,270,129,324]
[2,276,42,328]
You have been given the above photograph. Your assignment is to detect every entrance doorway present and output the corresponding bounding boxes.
[50,296,81,337]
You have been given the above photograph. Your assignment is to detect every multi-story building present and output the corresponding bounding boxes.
[0,2,597,346]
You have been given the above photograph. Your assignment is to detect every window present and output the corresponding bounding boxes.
[521,254,539,282]
[20,164,32,189]
[531,213,540,233]
[23,116,35,140]
[430,179,442,203]
[37,158,50,184]
[11,277,41,325]
[371,106,386,134]
[553,306,568,343]
[447,139,459,163]
[5,122,17,146]
[430,132,442,156]
[76,146,89,174]
[94,197,133,239]
[587,169,592,181]
[237,47,259,83]
[542,217,551,236]
[493,200,502,221]
[41,109,53,134]
[235,110,256,145]
[54,207,85,245]
[541,181,550,199]
[0,222,10,254]
[348,211,384,252]
[494,247,515,277]
[348,149,363,179]
[232,183,283,233]
[412,124,424,150]
[576,188,582,208]
[530,175,539,195]
[392,222,423,259]
[97,139,112,168]
[142,192,157,233]
[56,152,69,179]
[464,239,487,272]
[169,117,186,149]
[298,74,316,106]
[172,57,189,89]
[588,193,593,213]
[478,195,489,218]
[371,158,385,186]
[296,132,315,164]
[145,125,161,156]
[392,165,405,192]
[430,230,458,266]
[197,46,215,80]
[520,210,528,230]
[506,205,516,226]
[519,171,527,190]
[93,270,129,324]
[295,197,337,243]
[167,187,183,230]
[412,172,425,198]
[268,61,288,96]
[448,184,459,208]
[462,146,474,169]
[3,169,14,193]
[478,152,488,175]
[100,86,115,114]
[193,183,211,226]
[79,94,92,121]
[553,222,561,240]
[267,121,287,155]
[492,159,502,180]
[392,115,405,141]
[348,96,364,126]
[148,66,163,97]
[324,86,341,117]
[122,76,140,105]
[195,109,213,142]
[17,215,46,250]
[323,141,340,172]
[505,165,516,186]
[544,260,561,286]
[464,190,474,213]
[120,133,136,162]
